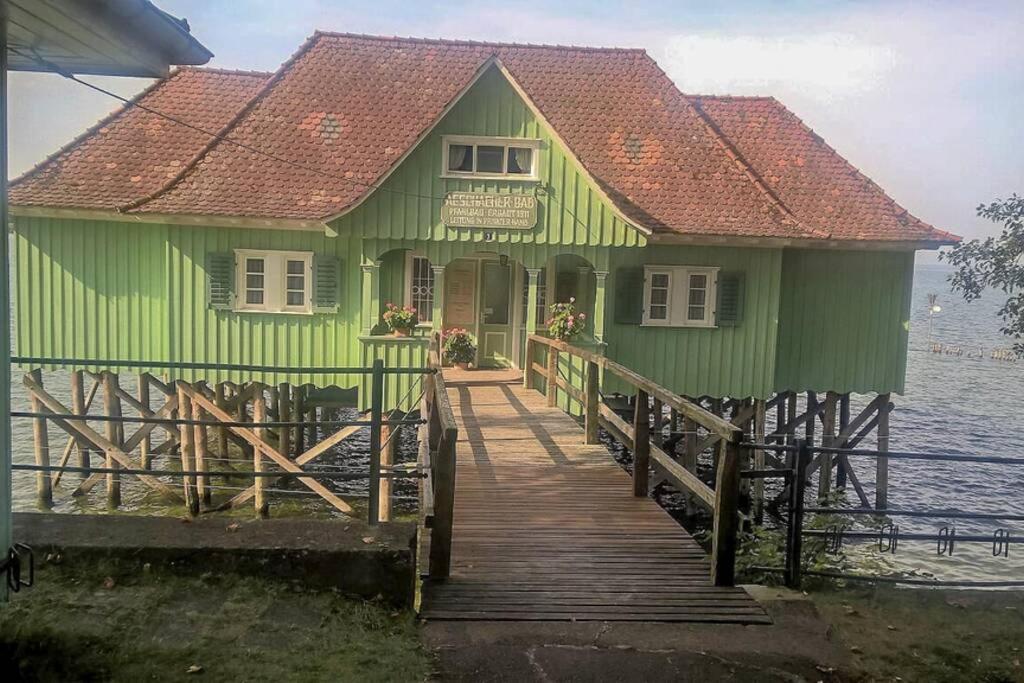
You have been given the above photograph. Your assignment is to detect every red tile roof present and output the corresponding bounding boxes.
[11,67,269,210]
[688,95,959,243]
[11,33,957,245]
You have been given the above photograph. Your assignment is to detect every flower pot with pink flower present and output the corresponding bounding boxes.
[443,328,477,369]
[382,303,418,336]
[547,297,586,342]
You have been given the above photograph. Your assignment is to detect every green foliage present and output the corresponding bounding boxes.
[942,194,1024,355]
[443,328,477,364]
[546,297,586,341]
[382,302,418,333]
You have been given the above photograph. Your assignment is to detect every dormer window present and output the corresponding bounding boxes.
[442,135,540,180]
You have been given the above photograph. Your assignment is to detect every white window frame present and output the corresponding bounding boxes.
[403,252,434,326]
[234,249,313,315]
[641,265,719,328]
[441,135,541,181]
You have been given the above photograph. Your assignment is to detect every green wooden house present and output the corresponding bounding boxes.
[9,32,958,413]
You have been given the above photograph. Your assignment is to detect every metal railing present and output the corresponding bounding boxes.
[740,439,1024,588]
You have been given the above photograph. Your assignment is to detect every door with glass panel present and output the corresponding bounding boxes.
[478,260,512,367]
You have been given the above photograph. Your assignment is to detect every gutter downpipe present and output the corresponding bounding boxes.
[1,2,13,602]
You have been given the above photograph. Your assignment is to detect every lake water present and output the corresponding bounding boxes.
[7,264,1023,582]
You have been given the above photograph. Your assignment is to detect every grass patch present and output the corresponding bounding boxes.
[812,586,1024,682]
[0,563,430,682]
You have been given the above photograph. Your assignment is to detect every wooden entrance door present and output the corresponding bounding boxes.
[444,259,477,331]
[479,261,512,367]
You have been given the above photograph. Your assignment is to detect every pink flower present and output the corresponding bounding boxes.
[569,297,575,303]
[579,313,586,319]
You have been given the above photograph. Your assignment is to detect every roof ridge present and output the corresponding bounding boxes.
[179,65,273,78]
[686,94,773,101]
[687,96,826,239]
[122,33,322,214]
[312,30,647,54]
[762,98,959,241]
[11,70,184,190]
[639,62,823,239]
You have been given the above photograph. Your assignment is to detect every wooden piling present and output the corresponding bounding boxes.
[819,392,838,501]
[876,393,890,510]
[28,370,53,509]
[379,412,397,522]
[753,398,766,522]
[683,415,698,515]
[236,383,254,461]
[836,393,851,488]
[215,382,230,459]
[176,383,199,516]
[253,387,269,519]
[102,372,122,509]
[651,398,664,448]
[193,398,210,506]
[70,369,90,472]
[294,385,306,455]
[138,374,151,470]
[278,382,292,459]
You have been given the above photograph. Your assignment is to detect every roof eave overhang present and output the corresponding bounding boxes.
[9,205,331,234]
[648,232,959,251]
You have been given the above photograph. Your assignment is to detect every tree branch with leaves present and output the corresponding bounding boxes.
[941,194,1024,355]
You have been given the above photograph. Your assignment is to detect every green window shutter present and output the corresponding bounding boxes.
[206,252,235,310]
[716,272,745,327]
[614,266,644,325]
[313,254,341,313]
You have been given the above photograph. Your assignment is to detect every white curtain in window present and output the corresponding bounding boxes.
[510,147,532,173]
[449,145,468,170]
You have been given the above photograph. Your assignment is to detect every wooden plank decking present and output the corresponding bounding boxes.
[421,369,769,623]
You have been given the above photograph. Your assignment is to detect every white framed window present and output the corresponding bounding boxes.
[404,253,434,324]
[442,135,541,180]
[235,249,313,314]
[642,265,719,327]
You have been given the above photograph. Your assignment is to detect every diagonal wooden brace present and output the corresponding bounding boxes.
[177,384,355,515]
[23,374,183,502]
[219,420,369,510]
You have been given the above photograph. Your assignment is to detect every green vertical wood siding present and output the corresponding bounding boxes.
[773,249,913,395]
[332,67,644,250]
[14,216,168,365]
[603,246,783,400]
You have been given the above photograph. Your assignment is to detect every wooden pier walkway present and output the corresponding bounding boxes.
[421,369,769,623]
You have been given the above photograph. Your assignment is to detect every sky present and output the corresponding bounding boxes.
[9,1,1023,262]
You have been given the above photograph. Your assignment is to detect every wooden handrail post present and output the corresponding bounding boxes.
[584,359,600,444]
[367,358,385,525]
[711,435,742,586]
[545,344,558,407]
[379,411,396,523]
[632,390,650,497]
[523,336,534,389]
[429,424,457,579]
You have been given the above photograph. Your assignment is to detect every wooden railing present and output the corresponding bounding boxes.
[419,334,458,579]
[525,334,744,586]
